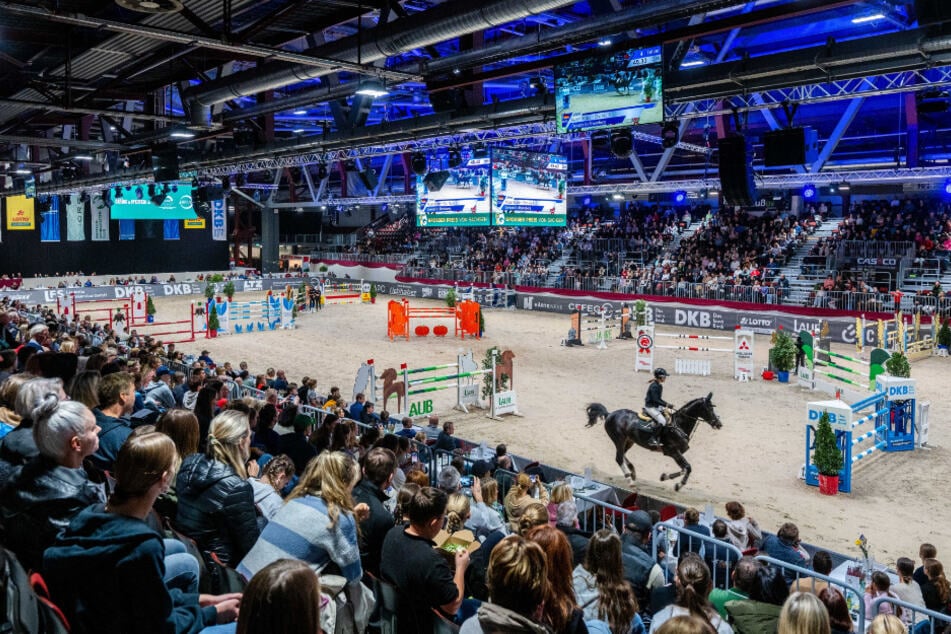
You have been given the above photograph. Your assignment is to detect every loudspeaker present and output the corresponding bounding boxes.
[916,0,951,25]
[151,144,179,182]
[717,135,756,206]
[763,127,818,167]
[429,88,468,113]
[358,169,378,191]
[423,171,450,192]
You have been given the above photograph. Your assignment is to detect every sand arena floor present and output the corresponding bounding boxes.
[149,293,950,565]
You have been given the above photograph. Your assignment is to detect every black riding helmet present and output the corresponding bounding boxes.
[654,368,669,379]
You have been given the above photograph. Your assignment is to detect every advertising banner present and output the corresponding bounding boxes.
[66,193,85,241]
[90,194,110,241]
[40,196,61,242]
[5,195,35,230]
[211,199,227,241]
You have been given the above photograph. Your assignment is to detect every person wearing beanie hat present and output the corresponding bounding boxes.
[620,510,666,607]
[143,365,176,412]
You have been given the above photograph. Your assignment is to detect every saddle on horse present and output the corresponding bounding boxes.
[636,410,666,450]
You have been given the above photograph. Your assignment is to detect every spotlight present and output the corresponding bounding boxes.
[221,176,231,191]
[830,182,839,193]
[234,173,246,187]
[317,163,328,180]
[839,181,850,192]
[673,190,687,204]
[802,183,817,200]
[448,147,463,168]
[411,152,428,176]
[944,179,951,195]
[661,121,679,149]
[610,129,633,158]
[114,187,123,199]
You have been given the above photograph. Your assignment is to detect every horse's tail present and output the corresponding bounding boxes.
[585,403,609,428]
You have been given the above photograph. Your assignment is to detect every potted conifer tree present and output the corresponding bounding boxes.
[207,301,219,338]
[812,412,844,495]
[146,295,156,323]
[771,328,797,383]
[937,319,951,352]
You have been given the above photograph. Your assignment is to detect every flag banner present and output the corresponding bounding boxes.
[90,194,110,241]
[66,193,85,241]
[40,196,61,242]
[163,219,180,240]
[119,219,135,240]
[211,198,227,241]
[184,217,205,229]
[5,195,35,230]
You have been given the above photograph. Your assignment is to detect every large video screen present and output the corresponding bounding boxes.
[415,155,491,227]
[491,149,568,227]
[109,182,197,220]
[554,45,663,134]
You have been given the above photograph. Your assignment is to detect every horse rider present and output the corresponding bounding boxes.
[644,367,672,448]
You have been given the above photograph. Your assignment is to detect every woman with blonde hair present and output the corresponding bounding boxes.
[0,372,30,430]
[445,492,471,534]
[175,409,261,567]
[655,616,717,634]
[575,529,646,634]
[504,472,549,521]
[238,451,370,585]
[548,481,574,525]
[867,614,906,634]
[777,592,830,634]
[67,370,101,409]
[516,501,550,536]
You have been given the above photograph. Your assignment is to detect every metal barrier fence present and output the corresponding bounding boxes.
[870,595,951,633]
[651,521,745,591]
[837,240,915,259]
[754,555,868,631]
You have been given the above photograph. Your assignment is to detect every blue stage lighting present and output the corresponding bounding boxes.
[673,190,687,204]
[944,180,951,195]
[802,184,817,200]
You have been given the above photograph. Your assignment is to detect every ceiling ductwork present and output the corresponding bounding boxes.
[184,0,578,113]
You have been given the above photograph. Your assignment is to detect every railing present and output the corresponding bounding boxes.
[800,256,832,280]
[652,520,745,590]
[836,240,915,259]
[311,251,409,264]
[870,595,951,632]
[754,555,868,631]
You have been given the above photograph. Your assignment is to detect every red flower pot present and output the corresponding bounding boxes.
[818,474,839,495]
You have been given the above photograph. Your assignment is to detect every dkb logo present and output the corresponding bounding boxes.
[675,309,711,328]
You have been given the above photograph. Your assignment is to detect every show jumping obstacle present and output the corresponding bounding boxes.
[798,327,890,402]
[386,299,481,341]
[803,375,917,493]
[352,349,518,420]
[321,280,371,305]
[56,290,148,332]
[635,325,755,380]
[565,307,632,349]
[206,294,295,335]
[132,303,198,344]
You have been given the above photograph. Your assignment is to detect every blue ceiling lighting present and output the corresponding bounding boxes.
[944,179,951,195]
[673,190,687,204]
[802,184,818,199]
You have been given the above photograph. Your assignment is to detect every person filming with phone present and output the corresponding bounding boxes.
[504,472,549,525]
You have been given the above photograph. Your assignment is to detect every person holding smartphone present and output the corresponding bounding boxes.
[504,472,549,524]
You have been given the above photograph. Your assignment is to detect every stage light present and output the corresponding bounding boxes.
[411,152,428,176]
[610,129,633,158]
[316,163,328,180]
[673,190,687,204]
[802,183,817,200]
[944,179,951,195]
[448,147,463,168]
[661,121,680,149]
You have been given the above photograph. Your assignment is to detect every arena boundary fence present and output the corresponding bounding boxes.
[634,325,755,380]
[122,302,197,344]
[56,290,148,332]
[804,376,917,494]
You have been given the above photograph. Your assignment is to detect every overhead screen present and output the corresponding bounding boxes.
[554,45,663,134]
[491,149,568,227]
[108,182,197,220]
[415,155,491,227]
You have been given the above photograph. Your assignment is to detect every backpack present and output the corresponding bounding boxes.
[0,546,70,634]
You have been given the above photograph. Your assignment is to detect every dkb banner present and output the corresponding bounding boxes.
[66,194,85,241]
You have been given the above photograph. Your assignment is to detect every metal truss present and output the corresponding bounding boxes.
[667,66,951,119]
[195,124,711,177]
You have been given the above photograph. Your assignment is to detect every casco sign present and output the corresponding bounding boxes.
[856,257,897,266]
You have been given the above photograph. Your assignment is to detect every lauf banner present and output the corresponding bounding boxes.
[90,193,110,241]
[211,198,227,241]
[66,193,85,241]
[6,195,35,230]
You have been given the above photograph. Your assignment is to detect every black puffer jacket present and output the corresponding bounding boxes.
[174,453,260,567]
[0,455,105,571]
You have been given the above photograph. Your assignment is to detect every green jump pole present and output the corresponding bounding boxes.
[819,360,864,376]
[408,369,490,387]
[825,350,868,364]
[408,383,459,396]
[815,369,864,387]
[405,363,458,375]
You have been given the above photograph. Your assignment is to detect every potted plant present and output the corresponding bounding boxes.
[937,319,951,352]
[770,328,797,383]
[222,281,236,302]
[445,286,457,308]
[207,301,220,338]
[319,265,329,273]
[885,351,911,378]
[369,283,377,305]
[634,299,648,327]
[145,296,156,323]
[204,282,216,302]
[812,411,843,495]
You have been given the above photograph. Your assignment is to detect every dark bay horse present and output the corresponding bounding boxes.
[585,393,722,491]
